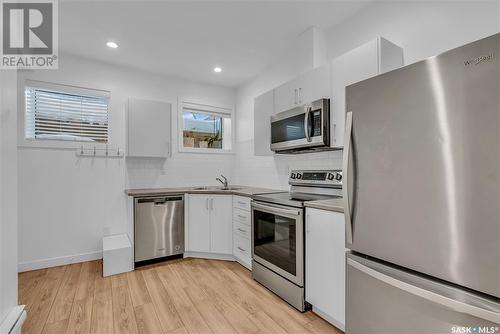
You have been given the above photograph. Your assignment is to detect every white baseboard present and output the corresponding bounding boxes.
[235,258,252,270]
[312,307,345,332]
[18,251,102,272]
[184,252,235,262]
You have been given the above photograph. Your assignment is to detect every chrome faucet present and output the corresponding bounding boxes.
[216,174,228,189]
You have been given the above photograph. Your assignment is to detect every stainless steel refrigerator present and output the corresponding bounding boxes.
[343,33,500,333]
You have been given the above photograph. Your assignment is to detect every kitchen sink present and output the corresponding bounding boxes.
[192,186,242,191]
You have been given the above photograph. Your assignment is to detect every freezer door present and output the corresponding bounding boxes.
[346,254,500,334]
[344,33,500,298]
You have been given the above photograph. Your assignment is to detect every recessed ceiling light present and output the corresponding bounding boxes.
[106,41,118,49]
[213,66,222,73]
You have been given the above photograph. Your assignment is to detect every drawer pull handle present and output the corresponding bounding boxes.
[237,215,246,219]
[237,246,246,252]
[237,228,246,233]
[238,201,246,205]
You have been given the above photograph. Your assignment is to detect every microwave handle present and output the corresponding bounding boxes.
[304,105,312,142]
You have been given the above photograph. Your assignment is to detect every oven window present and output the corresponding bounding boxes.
[253,210,297,275]
[271,114,306,144]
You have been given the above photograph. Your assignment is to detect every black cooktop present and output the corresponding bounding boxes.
[252,192,341,208]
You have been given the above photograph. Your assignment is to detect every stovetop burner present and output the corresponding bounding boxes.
[252,191,341,208]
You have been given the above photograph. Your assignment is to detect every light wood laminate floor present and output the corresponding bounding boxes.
[19,258,343,334]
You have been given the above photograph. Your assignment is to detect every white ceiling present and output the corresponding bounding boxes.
[60,1,369,88]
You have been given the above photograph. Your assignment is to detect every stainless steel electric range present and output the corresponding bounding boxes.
[251,169,342,311]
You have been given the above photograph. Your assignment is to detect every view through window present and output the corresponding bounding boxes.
[181,103,232,151]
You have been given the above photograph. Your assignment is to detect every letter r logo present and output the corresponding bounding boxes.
[2,2,53,54]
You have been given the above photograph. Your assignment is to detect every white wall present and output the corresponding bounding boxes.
[17,54,236,271]
[325,1,500,64]
[1,70,19,324]
[232,0,499,189]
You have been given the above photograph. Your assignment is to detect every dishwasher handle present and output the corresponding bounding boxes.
[136,196,183,204]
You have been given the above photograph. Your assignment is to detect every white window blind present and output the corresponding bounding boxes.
[25,85,110,143]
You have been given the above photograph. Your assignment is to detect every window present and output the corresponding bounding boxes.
[180,101,233,152]
[24,82,110,143]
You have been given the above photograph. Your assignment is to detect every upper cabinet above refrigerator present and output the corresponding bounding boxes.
[330,37,403,148]
[127,98,172,158]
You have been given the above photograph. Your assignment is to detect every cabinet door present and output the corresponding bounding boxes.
[254,90,275,156]
[330,38,403,147]
[330,40,378,148]
[298,63,331,106]
[274,78,299,114]
[187,195,211,253]
[210,195,233,254]
[127,98,171,158]
[305,208,345,328]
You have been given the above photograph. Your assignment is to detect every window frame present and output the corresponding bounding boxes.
[177,99,235,154]
[19,80,111,149]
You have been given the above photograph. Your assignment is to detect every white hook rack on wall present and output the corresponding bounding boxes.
[75,145,124,158]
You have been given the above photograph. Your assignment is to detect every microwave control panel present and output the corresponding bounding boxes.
[312,110,322,136]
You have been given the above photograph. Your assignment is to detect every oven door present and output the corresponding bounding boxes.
[270,98,329,152]
[251,201,304,286]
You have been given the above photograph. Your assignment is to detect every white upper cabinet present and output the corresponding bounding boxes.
[254,90,275,156]
[274,77,299,114]
[274,62,331,114]
[330,37,403,147]
[127,98,172,158]
[297,63,332,107]
[253,37,402,153]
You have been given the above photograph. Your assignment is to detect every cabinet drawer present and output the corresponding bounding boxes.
[233,208,250,225]
[233,220,251,239]
[233,196,251,211]
[233,234,251,264]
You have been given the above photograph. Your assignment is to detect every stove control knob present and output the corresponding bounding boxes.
[335,173,342,181]
[291,173,296,179]
[327,173,335,180]
[296,173,302,180]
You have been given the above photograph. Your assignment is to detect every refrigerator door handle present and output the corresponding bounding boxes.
[343,111,354,245]
[347,258,500,324]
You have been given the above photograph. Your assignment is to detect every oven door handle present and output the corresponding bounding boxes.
[251,202,301,217]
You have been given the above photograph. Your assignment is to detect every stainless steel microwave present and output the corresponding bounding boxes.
[270,98,331,153]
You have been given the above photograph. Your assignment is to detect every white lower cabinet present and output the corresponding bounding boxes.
[187,194,211,253]
[210,195,233,254]
[305,207,345,330]
[187,194,252,269]
[232,196,252,269]
[187,194,232,255]
[233,234,251,266]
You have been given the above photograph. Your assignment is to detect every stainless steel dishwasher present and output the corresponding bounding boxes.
[134,195,184,263]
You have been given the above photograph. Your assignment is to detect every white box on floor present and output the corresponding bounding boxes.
[102,234,133,277]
